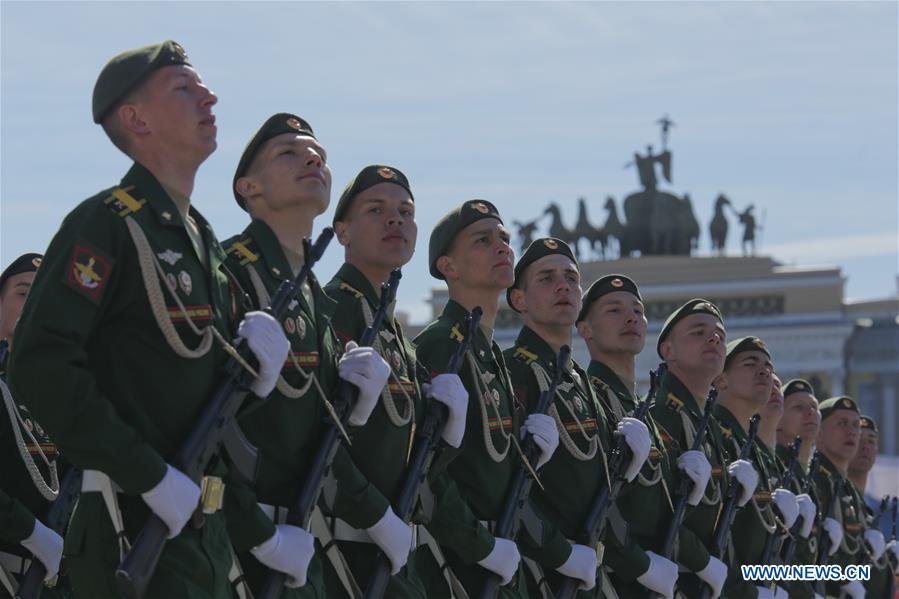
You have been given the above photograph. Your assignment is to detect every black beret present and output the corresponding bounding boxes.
[819,396,859,421]
[333,165,413,225]
[92,40,191,124]
[576,274,641,323]
[657,298,724,358]
[506,238,577,312]
[0,253,42,294]
[429,200,503,280]
[859,415,878,433]
[782,378,815,399]
[724,336,771,369]
[233,113,316,210]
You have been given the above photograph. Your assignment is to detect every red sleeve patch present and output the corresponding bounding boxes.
[63,240,115,305]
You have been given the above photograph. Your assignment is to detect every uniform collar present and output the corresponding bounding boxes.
[512,325,564,371]
[713,403,749,444]
[441,299,494,360]
[122,162,190,230]
[660,370,705,418]
[587,359,636,404]
[243,219,296,282]
[333,262,381,308]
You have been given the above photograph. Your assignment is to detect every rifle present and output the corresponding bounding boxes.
[257,269,402,599]
[759,436,801,566]
[478,345,571,599]
[0,339,8,365]
[813,474,844,596]
[555,363,665,599]
[780,450,820,565]
[115,228,335,599]
[889,496,897,599]
[699,413,760,599]
[15,469,82,599]
[362,306,482,599]
[657,388,718,562]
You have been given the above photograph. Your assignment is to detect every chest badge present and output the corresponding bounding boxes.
[178,271,193,295]
[480,371,496,387]
[296,316,307,340]
[157,249,182,266]
[284,318,296,335]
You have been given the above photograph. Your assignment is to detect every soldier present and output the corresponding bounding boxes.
[847,415,891,597]
[504,244,652,597]
[776,379,821,469]
[414,200,563,597]
[225,116,398,597]
[322,164,468,597]
[713,338,799,598]
[756,372,784,451]
[576,274,713,598]
[0,254,64,596]
[9,41,291,597]
[813,396,868,599]
[650,299,758,599]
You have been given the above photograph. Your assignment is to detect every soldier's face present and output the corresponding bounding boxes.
[136,65,218,162]
[777,392,820,444]
[244,133,331,215]
[817,410,861,462]
[514,255,581,329]
[719,350,773,409]
[580,291,647,356]
[662,314,726,377]
[337,183,416,269]
[0,272,35,341]
[849,429,878,474]
[763,377,785,421]
[443,219,514,290]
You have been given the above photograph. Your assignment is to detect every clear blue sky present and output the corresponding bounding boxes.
[2,1,896,323]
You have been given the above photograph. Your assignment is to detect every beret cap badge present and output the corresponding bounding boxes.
[172,42,187,60]
[473,202,489,214]
[543,239,558,250]
[377,167,397,180]
[611,278,623,288]
[286,117,303,130]
[32,257,42,268]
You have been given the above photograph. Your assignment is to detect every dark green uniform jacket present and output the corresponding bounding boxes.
[587,359,711,596]
[774,443,818,599]
[855,486,890,598]
[649,370,730,598]
[9,163,263,598]
[223,221,388,598]
[415,302,568,598]
[322,262,435,598]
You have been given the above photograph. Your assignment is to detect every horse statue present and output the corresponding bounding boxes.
[573,197,604,260]
[709,193,731,256]
[544,202,580,257]
[677,193,700,254]
[591,196,625,259]
[512,218,542,255]
[622,188,691,256]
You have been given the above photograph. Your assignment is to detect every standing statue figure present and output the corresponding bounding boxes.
[631,144,672,191]
[709,193,731,256]
[736,204,760,257]
[656,113,676,150]
[512,218,541,255]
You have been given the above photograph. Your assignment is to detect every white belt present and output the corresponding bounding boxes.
[82,469,123,494]
[479,519,496,534]
[0,550,29,576]
[257,502,289,525]
[80,469,129,560]
[330,517,374,544]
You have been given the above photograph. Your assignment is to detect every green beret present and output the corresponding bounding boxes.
[819,396,859,421]
[506,238,577,312]
[333,165,413,225]
[656,298,724,358]
[576,274,641,323]
[233,113,316,210]
[92,40,191,124]
[429,200,503,280]
[859,415,878,433]
[782,378,815,399]
[724,336,771,368]
[0,253,42,294]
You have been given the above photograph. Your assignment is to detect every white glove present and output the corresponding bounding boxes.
[616,417,651,482]
[772,488,799,529]
[366,506,412,574]
[424,374,468,448]
[238,310,290,398]
[796,493,816,538]
[555,543,597,590]
[727,459,758,507]
[677,449,712,506]
[522,413,559,470]
[695,555,727,599]
[822,517,843,556]
[839,580,865,599]
[886,539,899,572]
[814,594,825,599]
[755,586,775,599]
[250,524,315,588]
[339,341,391,426]
[140,464,200,538]
[20,519,63,581]
[773,586,789,599]
[477,537,520,585]
[636,550,677,598]
[864,528,885,561]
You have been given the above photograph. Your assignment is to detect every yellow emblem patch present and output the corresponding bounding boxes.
[64,241,114,305]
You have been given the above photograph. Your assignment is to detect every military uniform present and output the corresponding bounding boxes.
[773,442,818,599]
[8,158,262,597]
[504,326,612,598]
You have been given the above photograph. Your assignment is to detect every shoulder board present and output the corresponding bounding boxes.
[665,392,684,412]
[226,238,260,266]
[338,281,364,300]
[104,186,146,217]
[449,323,465,342]
[720,425,733,439]
[590,375,611,393]
[513,346,538,364]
